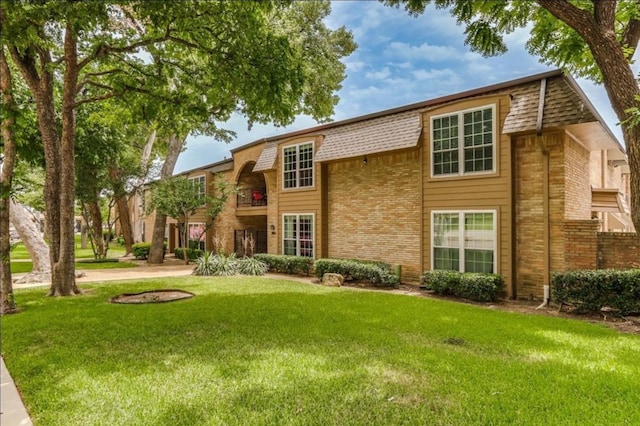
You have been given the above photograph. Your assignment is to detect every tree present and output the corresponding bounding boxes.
[148,175,233,264]
[1,1,355,294]
[1,47,18,314]
[385,0,640,231]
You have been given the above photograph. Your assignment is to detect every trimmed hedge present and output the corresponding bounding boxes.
[421,270,504,302]
[253,254,313,275]
[314,258,399,288]
[552,269,640,315]
[132,242,167,260]
[174,247,204,261]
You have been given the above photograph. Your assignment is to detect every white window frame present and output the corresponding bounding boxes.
[431,105,496,178]
[189,175,207,205]
[187,222,206,251]
[282,213,315,258]
[431,210,497,273]
[282,141,314,190]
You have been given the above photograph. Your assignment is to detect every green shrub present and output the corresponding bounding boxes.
[313,258,399,287]
[132,243,151,260]
[552,269,640,315]
[237,257,268,276]
[174,247,204,261]
[421,270,504,302]
[102,229,114,242]
[253,254,313,275]
[132,242,166,260]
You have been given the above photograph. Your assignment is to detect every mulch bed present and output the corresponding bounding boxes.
[110,289,195,304]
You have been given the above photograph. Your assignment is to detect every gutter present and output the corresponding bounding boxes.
[535,78,551,308]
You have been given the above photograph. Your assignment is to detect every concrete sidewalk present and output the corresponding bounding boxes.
[1,357,32,426]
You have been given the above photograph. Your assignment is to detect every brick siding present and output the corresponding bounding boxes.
[598,232,640,269]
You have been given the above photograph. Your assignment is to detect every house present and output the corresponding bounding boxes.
[132,70,636,299]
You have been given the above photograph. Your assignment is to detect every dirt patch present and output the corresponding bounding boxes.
[110,289,195,304]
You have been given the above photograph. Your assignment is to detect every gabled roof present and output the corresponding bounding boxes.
[248,69,625,169]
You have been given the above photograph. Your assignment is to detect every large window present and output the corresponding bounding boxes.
[432,211,496,273]
[189,175,206,203]
[432,106,495,177]
[283,214,314,257]
[283,142,314,189]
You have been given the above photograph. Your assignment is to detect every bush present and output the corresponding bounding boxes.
[174,247,204,261]
[132,243,151,260]
[313,258,399,287]
[421,270,504,302]
[253,254,313,275]
[552,269,640,315]
[132,242,166,260]
[102,229,114,242]
[193,253,268,277]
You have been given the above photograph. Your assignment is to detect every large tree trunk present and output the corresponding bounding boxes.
[0,47,17,314]
[148,134,185,264]
[538,0,640,232]
[86,200,106,259]
[10,200,52,284]
[109,167,134,255]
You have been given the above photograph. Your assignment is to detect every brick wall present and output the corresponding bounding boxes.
[326,151,422,282]
[563,140,591,220]
[598,232,640,269]
[563,220,599,270]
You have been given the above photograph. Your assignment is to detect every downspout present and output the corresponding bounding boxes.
[536,78,551,308]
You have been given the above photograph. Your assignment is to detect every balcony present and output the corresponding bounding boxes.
[236,188,267,216]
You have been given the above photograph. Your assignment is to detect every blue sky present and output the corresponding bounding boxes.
[174,1,628,173]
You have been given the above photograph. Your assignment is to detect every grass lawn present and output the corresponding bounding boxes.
[10,260,137,274]
[10,237,126,260]
[2,277,638,425]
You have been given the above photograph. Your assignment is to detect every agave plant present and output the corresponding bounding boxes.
[193,252,239,276]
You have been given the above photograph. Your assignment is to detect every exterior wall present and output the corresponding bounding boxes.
[597,232,640,269]
[564,140,591,220]
[422,95,513,293]
[274,135,324,257]
[326,150,422,281]
[514,132,566,298]
[564,220,599,270]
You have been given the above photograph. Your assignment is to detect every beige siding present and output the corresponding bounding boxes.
[422,95,512,293]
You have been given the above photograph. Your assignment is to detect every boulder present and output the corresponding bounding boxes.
[322,273,344,287]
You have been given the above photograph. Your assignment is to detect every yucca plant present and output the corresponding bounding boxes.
[193,252,239,276]
[237,257,268,276]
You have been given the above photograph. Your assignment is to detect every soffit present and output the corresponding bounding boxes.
[591,188,629,214]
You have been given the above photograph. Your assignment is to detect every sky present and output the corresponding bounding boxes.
[174,1,629,174]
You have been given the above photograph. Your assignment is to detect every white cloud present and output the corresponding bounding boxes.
[387,41,462,62]
[365,66,391,80]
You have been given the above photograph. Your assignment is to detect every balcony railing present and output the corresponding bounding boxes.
[237,188,267,207]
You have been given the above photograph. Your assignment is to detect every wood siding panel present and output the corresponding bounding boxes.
[422,95,512,293]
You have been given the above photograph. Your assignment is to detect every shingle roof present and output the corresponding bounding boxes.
[253,141,278,171]
[503,76,597,134]
[314,111,422,162]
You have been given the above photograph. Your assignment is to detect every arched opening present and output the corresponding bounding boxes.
[236,161,267,207]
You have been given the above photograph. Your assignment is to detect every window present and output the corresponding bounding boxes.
[189,175,206,202]
[432,211,496,273]
[432,106,495,176]
[283,214,314,257]
[283,142,314,189]
[188,223,206,251]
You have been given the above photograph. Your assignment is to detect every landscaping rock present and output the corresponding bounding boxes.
[322,273,344,287]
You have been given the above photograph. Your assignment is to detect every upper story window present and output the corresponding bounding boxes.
[283,142,314,189]
[189,175,206,202]
[432,105,495,177]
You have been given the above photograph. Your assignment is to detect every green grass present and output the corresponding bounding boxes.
[10,237,126,260]
[2,277,639,425]
[10,260,137,274]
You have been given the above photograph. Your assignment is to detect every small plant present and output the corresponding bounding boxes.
[193,251,217,276]
[421,270,504,302]
[237,256,268,276]
[132,243,152,260]
[192,252,239,276]
[313,258,399,287]
[253,254,313,275]
[174,247,204,261]
[211,233,228,256]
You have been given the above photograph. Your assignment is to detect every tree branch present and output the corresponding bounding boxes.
[593,0,616,30]
[536,0,599,43]
[622,18,640,58]
[74,92,116,108]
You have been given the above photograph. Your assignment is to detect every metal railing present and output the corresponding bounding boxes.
[237,188,267,207]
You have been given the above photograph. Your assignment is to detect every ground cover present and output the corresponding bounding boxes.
[2,277,638,425]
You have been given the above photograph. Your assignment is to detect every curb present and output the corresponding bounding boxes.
[1,356,32,426]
